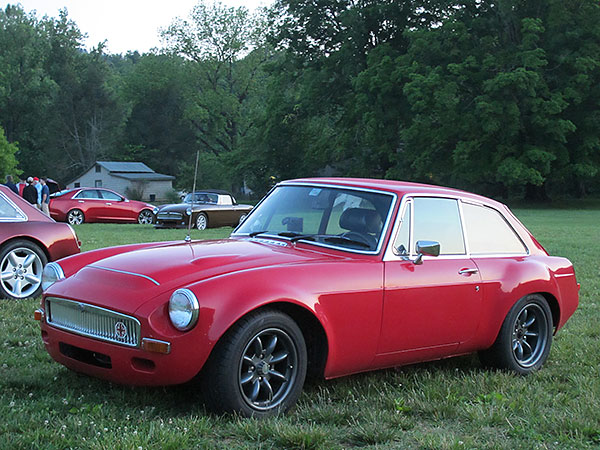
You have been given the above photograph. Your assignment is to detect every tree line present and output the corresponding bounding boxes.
[1,0,599,200]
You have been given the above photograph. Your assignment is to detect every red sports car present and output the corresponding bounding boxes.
[49,188,155,225]
[0,185,80,299]
[36,178,579,417]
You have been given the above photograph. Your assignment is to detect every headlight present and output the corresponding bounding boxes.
[168,289,199,331]
[42,262,65,291]
[152,207,159,215]
[185,207,192,216]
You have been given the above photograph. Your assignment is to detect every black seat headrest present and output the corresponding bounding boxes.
[339,208,382,234]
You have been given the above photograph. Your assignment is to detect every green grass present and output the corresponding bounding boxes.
[1,210,599,449]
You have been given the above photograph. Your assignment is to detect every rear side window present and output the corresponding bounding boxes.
[413,198,465,255]
[0,193,25,220]
[100,190,121,201]
[74,190,101,199]
[462,203,527,255]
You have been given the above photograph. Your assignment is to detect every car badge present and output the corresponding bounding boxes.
[78,303,86,312]
[115,322,128,339]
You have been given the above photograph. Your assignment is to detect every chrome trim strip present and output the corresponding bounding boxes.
[91,266,160,286]
[45,297,141,347]
[231,182,398,256]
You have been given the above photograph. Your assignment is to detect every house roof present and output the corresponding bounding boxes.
[97,161,154,173]
[112,173,175,181]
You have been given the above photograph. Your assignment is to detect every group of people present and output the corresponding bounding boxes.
[4,175,51,216]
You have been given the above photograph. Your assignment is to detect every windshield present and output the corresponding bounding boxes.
[234,184,394,253]
[184,192,218,204]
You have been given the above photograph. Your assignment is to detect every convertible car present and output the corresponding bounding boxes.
[153,190,252,230]
[0,185,80,299]
[36,178,579,416]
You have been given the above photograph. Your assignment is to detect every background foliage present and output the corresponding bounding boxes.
[1,0,599,199]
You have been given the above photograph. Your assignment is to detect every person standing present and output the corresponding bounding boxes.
[40,177,51,216]
[17,176,26,196]
[33,177,42,209]
[3,175,18,194]
[22,177,38,205]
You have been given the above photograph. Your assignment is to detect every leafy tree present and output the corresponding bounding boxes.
[0,126,20,178]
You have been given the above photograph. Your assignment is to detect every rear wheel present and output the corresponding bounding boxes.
[196,213,208,230]
[67,209,84,225]
[0,240,47,299]
[138,209,153,224]
[201,309,307,417]
[479,294,553,374]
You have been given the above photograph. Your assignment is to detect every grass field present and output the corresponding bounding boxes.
[1,209,599,449]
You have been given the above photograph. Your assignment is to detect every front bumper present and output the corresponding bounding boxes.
[38,311,208,386]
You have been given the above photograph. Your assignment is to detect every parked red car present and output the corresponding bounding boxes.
[49,188,155,225]
[36,178,579,416]
[0,185,80,299]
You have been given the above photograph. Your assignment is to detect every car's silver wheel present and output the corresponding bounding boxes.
[239,213,247,224]
[67,209,84,225]
[138,209,153,224]
[196,213,208,230]
[0,241,47,299]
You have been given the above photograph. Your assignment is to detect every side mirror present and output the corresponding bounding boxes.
[413,240,440,265]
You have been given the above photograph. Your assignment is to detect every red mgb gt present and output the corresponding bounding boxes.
[36,178,579,416]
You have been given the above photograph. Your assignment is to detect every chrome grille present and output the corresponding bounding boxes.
[45,297,140,347]
[157,212,182,220]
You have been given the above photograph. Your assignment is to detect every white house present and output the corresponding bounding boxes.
[67,161,175,202]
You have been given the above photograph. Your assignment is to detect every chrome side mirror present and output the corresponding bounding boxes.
[413,240,440,265]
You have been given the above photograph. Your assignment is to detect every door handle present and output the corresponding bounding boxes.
[105,203,112,206]
[459,268,479,275]
[78,200,84,203]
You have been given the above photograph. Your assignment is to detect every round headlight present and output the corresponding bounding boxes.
[168,289,199,331]
[185,207,192,216]
[42,262,65,291]
[152,207,159,215]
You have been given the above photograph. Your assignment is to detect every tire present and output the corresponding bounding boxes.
[0,240,48,299]
[138,209,153,224]
[201,309,307,417]
[67,209,84,225]
[479,294,553,374]
[196,213,208,230]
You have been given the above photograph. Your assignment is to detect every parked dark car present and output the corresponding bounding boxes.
[0,185,80,299]
[154,190,252,230]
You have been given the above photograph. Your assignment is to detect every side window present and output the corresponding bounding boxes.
[462,203,527,255]
[0,194,25,220]
[100,190,121,201]
[393,201,411,256]
[74,190,100,199]
[413,198,465,255]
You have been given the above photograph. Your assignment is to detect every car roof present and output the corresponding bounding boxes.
[282,177,506,209]
[190,190,232,196]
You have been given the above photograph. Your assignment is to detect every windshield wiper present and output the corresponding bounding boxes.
[321,235,372,249]
[248,230,268,237]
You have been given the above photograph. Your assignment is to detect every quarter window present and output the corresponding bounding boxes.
[393,201,411,256]
[462,203,527,254]
[74,189,101,199]
[100,190,122,201]
[413,198,465,255]
[0,194,25,220]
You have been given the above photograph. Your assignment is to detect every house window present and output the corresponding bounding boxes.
[95,180,102,187]
[74,182,80,188]
[149,194,156,202]
[95,165,101,173]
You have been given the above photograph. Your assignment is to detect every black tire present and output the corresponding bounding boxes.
[137,209,153,224]
[201,309,307,417]
[0,240,48,299]
[196,212,208,230]
[67,209,84,225]
[479,294,553,374]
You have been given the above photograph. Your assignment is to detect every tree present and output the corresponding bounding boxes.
[0,126,20,179]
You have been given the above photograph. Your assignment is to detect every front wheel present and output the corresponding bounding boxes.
[201,309,307,417]
[0,240,48,299]
[479,294,553,374]
[138,209,153,224]
[196,213,208,230]
[67,209,84,225]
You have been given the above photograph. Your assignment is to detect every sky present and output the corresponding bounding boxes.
[5,0,273,54]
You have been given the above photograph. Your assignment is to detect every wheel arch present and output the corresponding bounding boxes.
[537,292,560,331]
[0,236,50,262]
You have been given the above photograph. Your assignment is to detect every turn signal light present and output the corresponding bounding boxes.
[34,309,44,321]
[141,338,171,354]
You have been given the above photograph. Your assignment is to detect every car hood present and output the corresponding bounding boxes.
[157,203,197,213]
[49,238,339,311]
